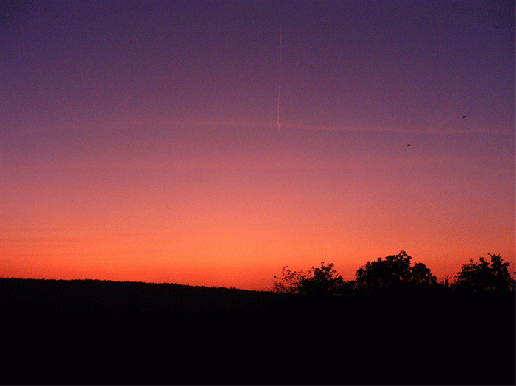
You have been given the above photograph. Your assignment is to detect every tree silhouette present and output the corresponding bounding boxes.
[272,266,303,294]
[355,250,436,294]
[454,253,515,293]
[273,262,345,296]
[297,262,345,296]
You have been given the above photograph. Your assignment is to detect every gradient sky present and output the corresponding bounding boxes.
[1,0,514,290]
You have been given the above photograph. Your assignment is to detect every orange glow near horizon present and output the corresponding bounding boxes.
[2,131,514,290]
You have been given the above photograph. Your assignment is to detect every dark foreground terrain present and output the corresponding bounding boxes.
[1,277,514,384]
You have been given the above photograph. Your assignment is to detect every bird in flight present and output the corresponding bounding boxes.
[462,115,467,118]
[407,144,411,146]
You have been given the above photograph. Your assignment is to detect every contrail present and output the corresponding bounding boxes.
[276,25,282,131]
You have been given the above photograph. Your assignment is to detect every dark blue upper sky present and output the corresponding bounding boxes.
[2,0,514,132]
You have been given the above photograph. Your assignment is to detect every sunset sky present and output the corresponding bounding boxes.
[1,0,514,290]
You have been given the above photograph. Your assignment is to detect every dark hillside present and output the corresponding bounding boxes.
[2,278,514,384]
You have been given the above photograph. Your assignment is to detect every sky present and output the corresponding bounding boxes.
[1,0,514,290]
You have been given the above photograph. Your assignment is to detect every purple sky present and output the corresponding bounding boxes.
[1,1,514,289]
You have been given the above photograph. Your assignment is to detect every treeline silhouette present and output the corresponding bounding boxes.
[2,251,514,385]
[273,251,515,296]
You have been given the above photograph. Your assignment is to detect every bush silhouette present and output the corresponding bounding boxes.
[355,250,436,294]
[297,262,345,296]
[273,262,345,296]
[272,266,303,294]
[454,253,515,293]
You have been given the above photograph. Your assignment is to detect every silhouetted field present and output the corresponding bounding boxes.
[2,277,514,384]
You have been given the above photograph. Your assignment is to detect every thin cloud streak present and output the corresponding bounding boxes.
[3,153,508,173]
[4,114,512,136]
